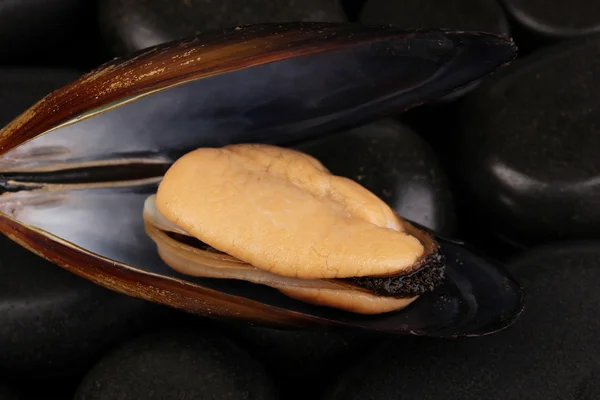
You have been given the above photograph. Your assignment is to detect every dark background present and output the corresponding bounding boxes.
[1,0,599,399]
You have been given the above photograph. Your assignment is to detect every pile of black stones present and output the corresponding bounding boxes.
[1,0,599,399]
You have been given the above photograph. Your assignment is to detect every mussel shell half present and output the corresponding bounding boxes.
[0,23,516,171]
[0,23,523,337]
[0,181,524,337]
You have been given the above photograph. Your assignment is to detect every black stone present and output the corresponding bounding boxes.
[296,119,457,235]
[340,0,367,21]
[73,330,278,400]
[360,0,510,36]
[0,68,81,128]
[0,383,18,400]
[502,0,600,39]
[456,35,600,247]
[326,241,600,400]
[16,378,78,400]
[226,325,371,400]
[98,0,348,56]
[0,1,105,68]
[0,236,158,379]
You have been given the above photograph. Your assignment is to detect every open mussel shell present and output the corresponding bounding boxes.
[0,22,524,337]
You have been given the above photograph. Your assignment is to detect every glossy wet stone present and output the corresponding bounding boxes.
[296,119,457,235]
[326,241,600,400]
[501,0,600,39]
[0,69,81,128]
[98,0,348,56]
[227,325,370,399]
[0,1,102,67]
[360,0,509,35]
[456,35,600,247]
[74,330,278,400]
[0,236,156,378]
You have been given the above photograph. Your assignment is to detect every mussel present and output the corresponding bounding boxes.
[0,22,524,337]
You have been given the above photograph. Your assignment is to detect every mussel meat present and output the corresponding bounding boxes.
[0,23,524,337]
[142,143,445,314]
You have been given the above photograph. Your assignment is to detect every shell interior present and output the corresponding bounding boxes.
[0,24,517,173]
